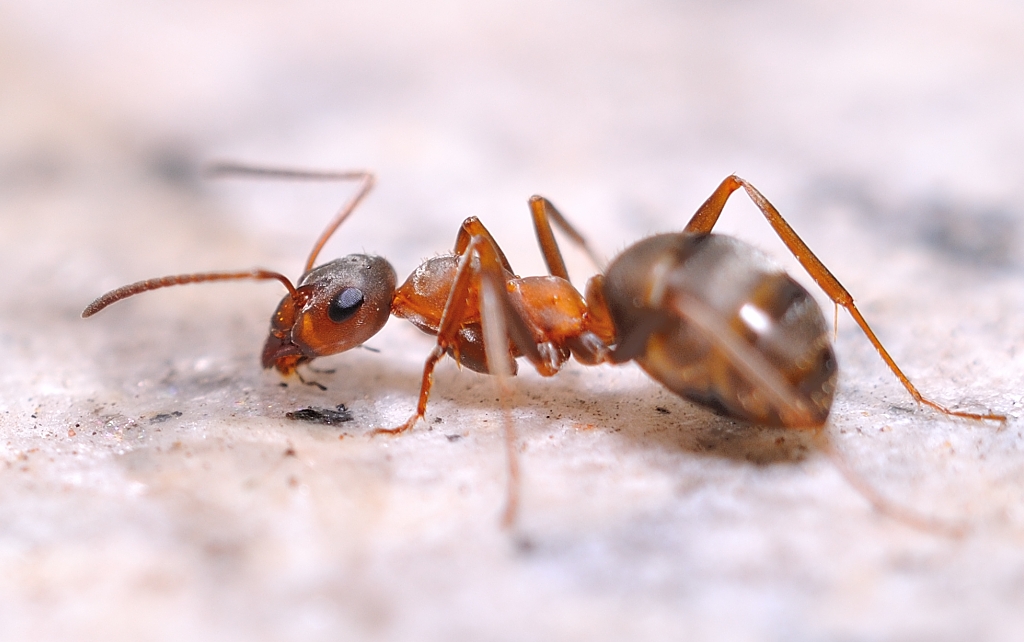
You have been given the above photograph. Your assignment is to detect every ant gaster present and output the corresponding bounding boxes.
[84,164,1005,528]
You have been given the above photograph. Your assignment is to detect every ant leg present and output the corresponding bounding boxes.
[376,239,494,435]
[463,234,554,526]
[453,200,605,284]
[205,162,376,273]
[381,235,556,525]
[528,196,607,280]
[295,369,328,391]
[667,289,819,427]
[457,202,613,363]
[682,175,744,235]
[812,431,966,537]
[449,235,579,525]
[454,217,515,274]
[375,235,544,437]
[473,239,524,526]
[371,344,446,436]
[688,176,845,337]
[686,176,1005,423]
[303,363,337,375]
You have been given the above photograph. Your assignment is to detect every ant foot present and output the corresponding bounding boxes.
[370,416,420,437]
[295,371,327,391]
[920,398,1006,424]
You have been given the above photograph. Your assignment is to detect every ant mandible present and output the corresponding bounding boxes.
[84,163,1005,527]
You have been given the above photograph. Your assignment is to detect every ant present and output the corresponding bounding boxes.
[84,163,1005,529]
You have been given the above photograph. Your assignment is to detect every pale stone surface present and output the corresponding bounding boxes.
[2,1,1024,640]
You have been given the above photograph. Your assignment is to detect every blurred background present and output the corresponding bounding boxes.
[2,1,1024,641]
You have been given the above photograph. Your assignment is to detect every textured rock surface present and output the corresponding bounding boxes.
[2,1,1024,640]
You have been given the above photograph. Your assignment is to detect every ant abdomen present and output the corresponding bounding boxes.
[603,233,837,428]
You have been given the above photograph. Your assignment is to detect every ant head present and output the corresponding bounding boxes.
[262,254,397,374]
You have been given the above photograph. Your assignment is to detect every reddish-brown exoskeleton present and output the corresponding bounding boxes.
[84,164,1004,528]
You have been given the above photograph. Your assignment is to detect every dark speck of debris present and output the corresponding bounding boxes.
[445,434,462,442]
[279,382,288,388]
[150,411,183,424]
[655,406,670,415]
[286,404,353,425]
[433,416,444,424]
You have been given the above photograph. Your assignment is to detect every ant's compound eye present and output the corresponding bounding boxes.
[328,287,365,323]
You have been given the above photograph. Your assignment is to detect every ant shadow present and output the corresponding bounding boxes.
[94,324,813,470]
[302,347,815,468]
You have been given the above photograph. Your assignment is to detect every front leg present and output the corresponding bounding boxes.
[380,233,561,527]
[380,233,540,435]
[371,344,445,436]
